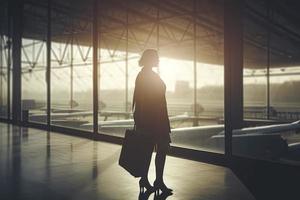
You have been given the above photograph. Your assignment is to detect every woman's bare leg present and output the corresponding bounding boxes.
[155,143,169,182]
[141,144,154,185]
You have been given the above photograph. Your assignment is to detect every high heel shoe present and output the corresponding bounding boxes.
[139,178,154,193]
[153,180,173,195]
[153,191,173,200]
[138,189,153,200]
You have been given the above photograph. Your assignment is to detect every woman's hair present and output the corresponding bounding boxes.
[138,49,158,67]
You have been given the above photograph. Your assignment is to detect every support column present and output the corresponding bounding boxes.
[93,0,99,134]
[193,0,198,126]
[12,0,23,125]
[266,1,271,119]
[70,26,74,109]
[125,2,129,114]
[46,0,51,128]
[7,6,12,119]
[0,34,3,109]
[224,0,243,158]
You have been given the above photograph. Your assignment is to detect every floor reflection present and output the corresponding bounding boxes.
[92,141,98,180]
[138,190,173,200]
[46,131,51,183]
[0,123,254,200]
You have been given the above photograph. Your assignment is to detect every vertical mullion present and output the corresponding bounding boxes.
[266,1,271,120]
[46,0,51,128]
[12,0,22,124]
[125,1,129,114]
[0,34,2,110]
[156,0,160,74]
[70,24,74,109]
[193,0,198,126]
[93,0,99,134]
[7,0,11,120]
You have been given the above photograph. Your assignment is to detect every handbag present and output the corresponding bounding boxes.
[118,126,154,177]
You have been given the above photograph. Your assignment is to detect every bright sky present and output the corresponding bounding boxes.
[20,39,300,95]
[159,57,224,91]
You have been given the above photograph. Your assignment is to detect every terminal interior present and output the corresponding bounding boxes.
[0,0,300,199]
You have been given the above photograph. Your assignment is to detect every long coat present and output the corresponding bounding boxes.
[133,68,171,144]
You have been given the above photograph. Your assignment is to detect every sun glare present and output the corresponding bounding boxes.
[159,57,224,92]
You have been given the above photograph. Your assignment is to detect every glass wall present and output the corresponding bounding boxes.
[0,0,10,119]
[97,0,129,136]
[159,0,225,152]
[21,0,48,123]
[269,9,300,164]
[51,0,93,131]
[269,35,300,121]
[4,0,300,166]
[92,0,225,153]
[195,1,224,152]
[234,0,300,165]
[243,0,268,120]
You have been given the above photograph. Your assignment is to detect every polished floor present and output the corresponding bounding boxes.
[0,123,255,200]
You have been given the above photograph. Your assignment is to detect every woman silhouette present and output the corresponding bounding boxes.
[133,49,173,194]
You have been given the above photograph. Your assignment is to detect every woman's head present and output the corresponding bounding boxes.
[138,49,159,68]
